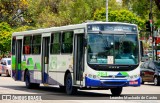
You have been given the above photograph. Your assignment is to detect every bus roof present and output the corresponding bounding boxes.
[12,22,137,36]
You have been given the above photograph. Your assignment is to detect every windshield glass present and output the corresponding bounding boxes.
[87,33,139,65]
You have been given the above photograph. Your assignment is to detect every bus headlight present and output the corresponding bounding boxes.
[88,74,92,78]
[159,73,160,76]
[130,76,134,79]
[87,74,99,79]
[128,75,139,80]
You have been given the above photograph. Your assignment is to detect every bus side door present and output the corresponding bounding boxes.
[14,36,23,80]
[73,29,85,85]
[41,33,50,84]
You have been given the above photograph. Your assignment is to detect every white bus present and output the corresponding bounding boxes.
[11,22,141,96]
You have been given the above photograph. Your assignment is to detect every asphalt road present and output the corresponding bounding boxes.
[0,75,160,103]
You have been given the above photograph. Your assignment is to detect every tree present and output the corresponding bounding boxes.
[0,0,29,27]
[93,8,145,30]
[122,0,160,21]
[155,0,160,10]
[0,22,13,54]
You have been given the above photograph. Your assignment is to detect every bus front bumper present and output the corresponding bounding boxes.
[85,77,141,87]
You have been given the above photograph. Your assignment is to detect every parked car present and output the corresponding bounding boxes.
[141,55,149,62]
[0,58,11,77]
[140,61,160,86]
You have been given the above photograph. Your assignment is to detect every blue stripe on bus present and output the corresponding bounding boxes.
[43,72,48,83]
[17,70,22,80]
[85,77,141,87]
[12,70,22,80]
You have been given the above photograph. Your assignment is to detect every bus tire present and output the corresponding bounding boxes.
[110,87,123,96]
[65,73,77,95]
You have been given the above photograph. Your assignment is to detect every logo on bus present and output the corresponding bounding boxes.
[112,75,116,79]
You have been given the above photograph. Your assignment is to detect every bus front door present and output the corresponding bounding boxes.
[73,33,84,85]
[42,37,50,84]
[15,39,22,81]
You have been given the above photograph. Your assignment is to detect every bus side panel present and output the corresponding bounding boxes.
[48,55,73,85]
[58,55,73,85]
[21,55,42,84]
[47,55,58,85]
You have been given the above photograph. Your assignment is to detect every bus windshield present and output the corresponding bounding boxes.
[87,33,139,65]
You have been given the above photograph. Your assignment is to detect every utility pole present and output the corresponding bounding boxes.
[106,0,108,22]
[150,0,154,61]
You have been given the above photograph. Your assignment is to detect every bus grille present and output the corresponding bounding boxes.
[101,75,126,78]
[103,81,127,86]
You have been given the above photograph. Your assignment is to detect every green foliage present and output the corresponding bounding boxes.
[0,0,29,27]
[122,0,160,20]
[0,22,13,53]
[154,19,160,27]
[109,0,122,10]
[14,25,35,32]
[93,8,145,30]
[66,0,92,24]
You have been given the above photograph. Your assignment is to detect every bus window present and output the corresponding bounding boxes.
[50,33,61,54]
[23,36,32,54]
[12,37,16,55]
[32,35,41,54]
[61,31,73,54]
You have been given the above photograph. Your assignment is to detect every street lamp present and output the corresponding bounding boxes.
[106,0,108,22]
[150,0,154,61]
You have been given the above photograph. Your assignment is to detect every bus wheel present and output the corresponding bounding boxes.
[65,73,77,95]
[110,87,123,96]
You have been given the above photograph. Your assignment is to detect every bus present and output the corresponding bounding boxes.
[11,21,141,96]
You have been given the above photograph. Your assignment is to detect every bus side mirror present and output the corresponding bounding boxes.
[83,38,87,47]
[140,40,144,59]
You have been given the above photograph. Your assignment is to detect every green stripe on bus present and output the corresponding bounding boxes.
[28,58,34,65]
[11,56,16,70]
[120,72,129,76]
[21,61,26,70]
[26,65,34,70]
[35,63,41,70]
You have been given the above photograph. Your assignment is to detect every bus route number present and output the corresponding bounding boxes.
[97,72,107,77]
